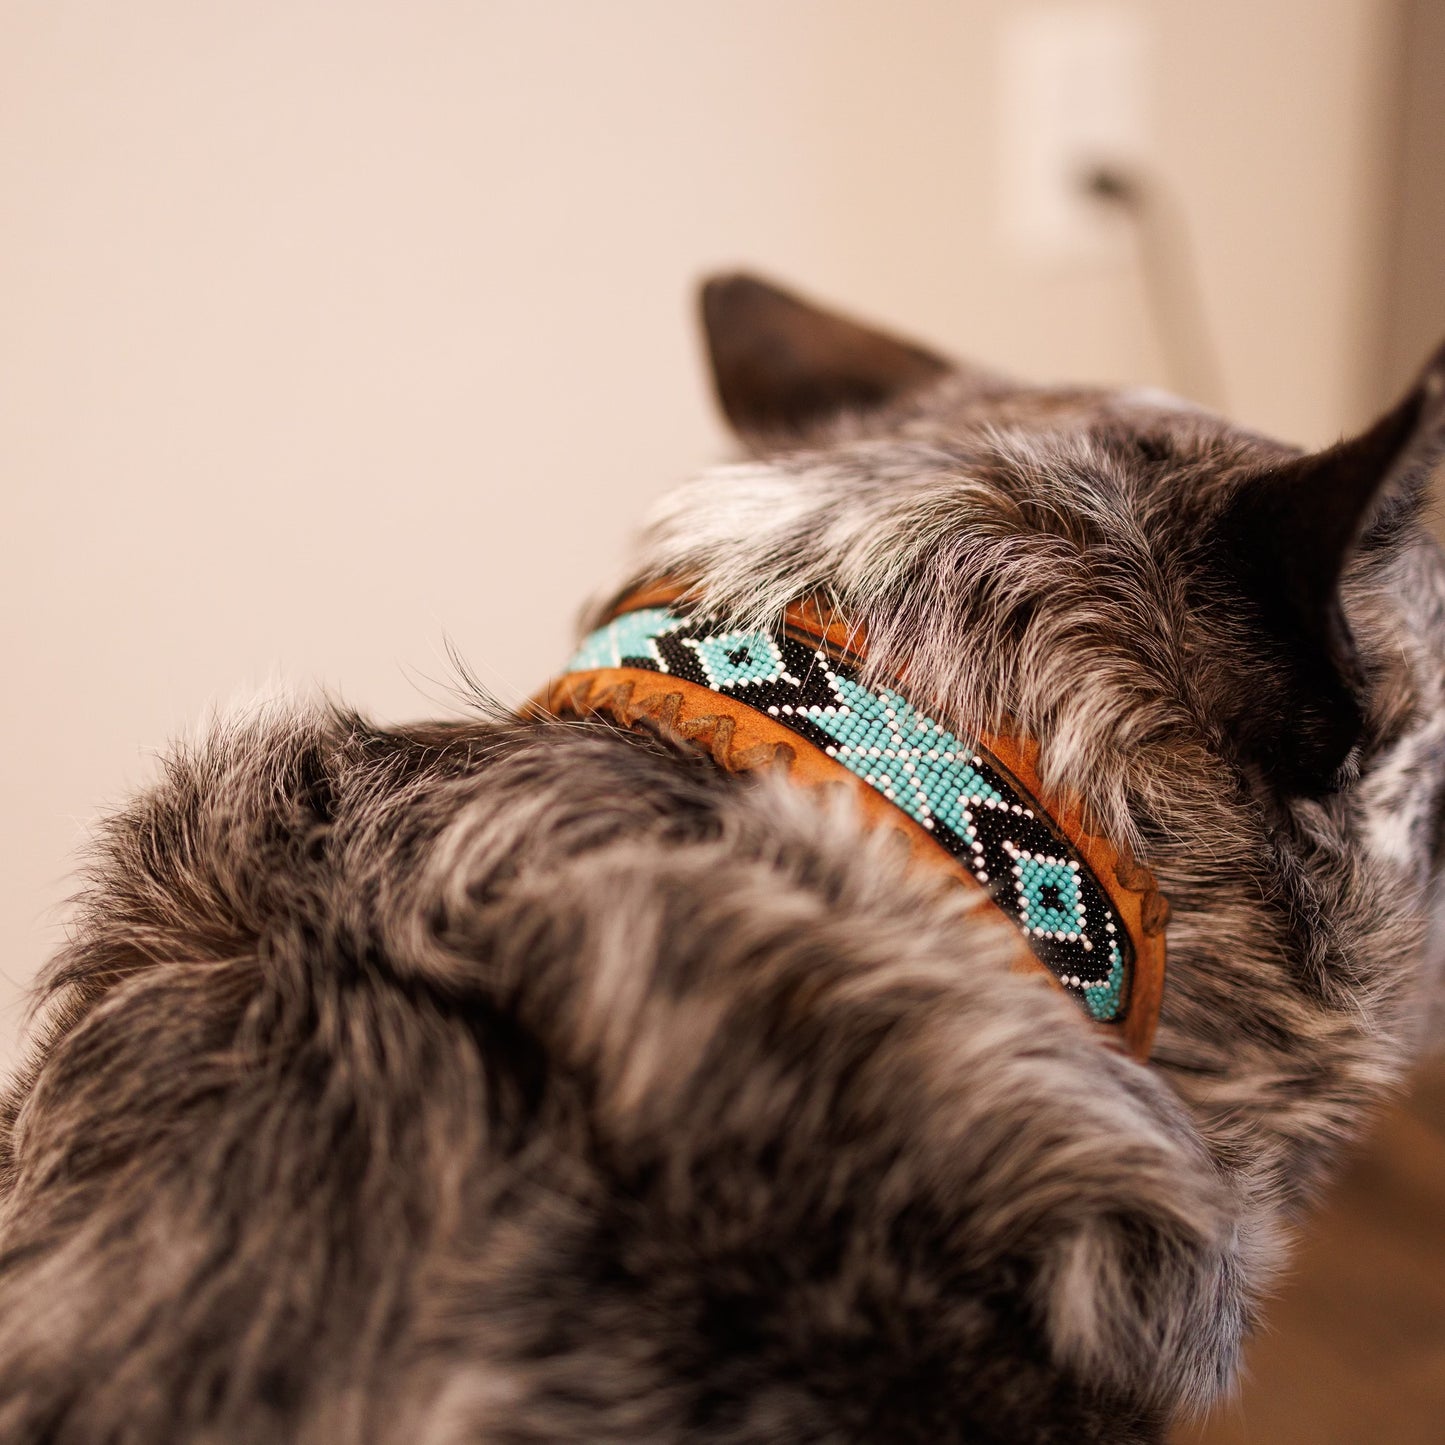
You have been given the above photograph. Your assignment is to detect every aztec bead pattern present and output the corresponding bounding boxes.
[566,607,1130,1023]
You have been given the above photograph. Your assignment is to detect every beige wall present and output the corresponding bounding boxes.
[0,0,1424,1065]
[1379,0,1445,407]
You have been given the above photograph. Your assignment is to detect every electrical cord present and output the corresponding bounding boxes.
[1083,165,1228,412]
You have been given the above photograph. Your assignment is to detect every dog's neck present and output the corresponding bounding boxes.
[538,581,1168,1061]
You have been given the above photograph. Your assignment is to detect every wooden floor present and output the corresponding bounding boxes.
[1175,1058,1445,1444]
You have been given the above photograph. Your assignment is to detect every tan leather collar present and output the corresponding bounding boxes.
[535,581,1166,1062]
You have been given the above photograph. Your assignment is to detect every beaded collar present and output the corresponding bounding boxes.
[535,583,1167,1061]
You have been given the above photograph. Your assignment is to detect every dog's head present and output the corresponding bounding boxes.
[618,272,1445,1183]
[689,272,1445,803]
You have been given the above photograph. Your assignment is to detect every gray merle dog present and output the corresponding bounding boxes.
[3,275,1445,1443]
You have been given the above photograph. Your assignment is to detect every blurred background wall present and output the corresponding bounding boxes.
[4,3,1445,1439]
[2,0,1441,1091]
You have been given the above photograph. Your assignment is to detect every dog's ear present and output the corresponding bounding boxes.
[699,272,951,446]
[1216,340,1445,794]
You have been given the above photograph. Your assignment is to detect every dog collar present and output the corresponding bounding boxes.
[535,584,1166,1061]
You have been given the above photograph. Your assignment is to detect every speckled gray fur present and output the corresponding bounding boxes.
[2,277,1444,1443]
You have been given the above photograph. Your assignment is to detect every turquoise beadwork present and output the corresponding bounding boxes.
[563,607,1131,1024]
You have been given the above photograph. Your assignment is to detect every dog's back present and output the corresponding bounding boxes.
[0,708,1229,1442]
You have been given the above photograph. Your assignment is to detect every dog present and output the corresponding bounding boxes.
[2,274,1444,1443]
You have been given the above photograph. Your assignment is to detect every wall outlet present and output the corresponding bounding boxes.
[997,4,1150,263]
